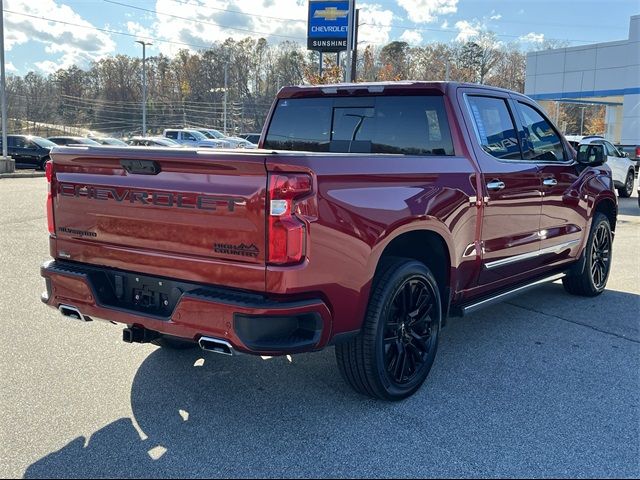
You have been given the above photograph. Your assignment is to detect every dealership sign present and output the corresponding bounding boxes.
[307,1,350,52]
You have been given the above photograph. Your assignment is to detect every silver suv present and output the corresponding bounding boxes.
[163,129,225,148]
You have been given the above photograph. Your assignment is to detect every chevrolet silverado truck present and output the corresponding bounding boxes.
[41,82,617,400]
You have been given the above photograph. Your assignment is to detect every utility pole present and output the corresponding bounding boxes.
[135,40,152,136]
[345,0,355,82]
[580,106,586,136]
[350,9,360,82]
[319,51,323,77]
[223,63,228,135]
[0,0,13,173]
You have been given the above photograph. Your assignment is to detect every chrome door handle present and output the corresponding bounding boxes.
[486,180,506,191]
[543,178,558,186]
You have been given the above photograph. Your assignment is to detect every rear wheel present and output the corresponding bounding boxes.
[562,213,612,296]
[151,335,198,350]
[335,258,441,401]
[38,157,50,171]
[618,170,634,198]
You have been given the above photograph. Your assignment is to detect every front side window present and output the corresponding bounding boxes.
[603,141,619,157]
[183,133,196,141]
[466,96,522,160]
[518,102,566,162]
[264,95,454,155]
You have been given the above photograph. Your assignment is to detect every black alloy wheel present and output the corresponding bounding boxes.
[383,277,437,385]
[590,222,611,290]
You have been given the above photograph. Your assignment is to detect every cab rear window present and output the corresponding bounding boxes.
[264,96,454,156]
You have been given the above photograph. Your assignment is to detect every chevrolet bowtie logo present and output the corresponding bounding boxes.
[314,6,349,21]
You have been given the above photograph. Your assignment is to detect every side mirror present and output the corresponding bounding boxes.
[622,151,630,158]
[577,144,605,165]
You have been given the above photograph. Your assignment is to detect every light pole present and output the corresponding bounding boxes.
[135,40,152,136]
[0,0,13,173]
[579,105,587,136]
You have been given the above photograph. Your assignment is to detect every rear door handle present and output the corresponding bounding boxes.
[543,178,558,186]
[486,180,506,191]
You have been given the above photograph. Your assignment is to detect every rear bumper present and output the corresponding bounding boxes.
[41,260,332,355]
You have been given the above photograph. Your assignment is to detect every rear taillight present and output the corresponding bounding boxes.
[635,146,640,158]
[267,173,312,265]
[45,161,55,235]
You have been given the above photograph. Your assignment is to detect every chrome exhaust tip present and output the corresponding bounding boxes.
[58,304,90,322]
[198,336,234,356]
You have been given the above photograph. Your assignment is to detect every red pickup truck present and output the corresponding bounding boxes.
[41,82,617,400]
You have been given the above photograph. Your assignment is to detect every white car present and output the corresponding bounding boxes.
[163,129,226,148]
[580,137,636,198]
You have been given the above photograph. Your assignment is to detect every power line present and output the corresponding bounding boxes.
[3,9,214,50]
[103,0,306,41]
[165,0,307,25]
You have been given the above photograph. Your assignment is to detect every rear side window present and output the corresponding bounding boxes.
[165,131,178,140]
[264,96,454,155]
[518,102,566,162]
[466,96,522,160]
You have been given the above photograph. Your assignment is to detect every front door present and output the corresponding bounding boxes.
[458,89,543,289]
[514,99,587,269]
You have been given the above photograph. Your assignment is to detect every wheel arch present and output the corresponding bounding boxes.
[367,222,455,323]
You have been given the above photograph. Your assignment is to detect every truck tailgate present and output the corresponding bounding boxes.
[50,147,267,290]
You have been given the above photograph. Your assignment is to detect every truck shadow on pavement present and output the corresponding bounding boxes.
[24,286,640,478]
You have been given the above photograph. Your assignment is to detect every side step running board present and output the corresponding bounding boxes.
[459,272,566,317]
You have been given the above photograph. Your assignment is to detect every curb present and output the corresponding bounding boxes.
[0,172,46,179]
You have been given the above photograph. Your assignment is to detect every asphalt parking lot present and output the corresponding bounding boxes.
[1,177,638,478]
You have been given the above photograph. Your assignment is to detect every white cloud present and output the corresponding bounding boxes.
[520,32,545,43]
[126,21,154,41]
[454,20,482,42]
[6,62,18,73]
[400,30,423,45]
[489,14,502,20]
[441,20,449,29]
[397,0,458,24]
[357,4,394,45]
[149,0,309,56]
[4,0,116,72]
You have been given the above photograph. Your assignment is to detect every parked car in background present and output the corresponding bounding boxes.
[163,129,225,148]
[238,133,261,144]
[580,137,636,197]
[48,137,101,146]
[88,137,128,146]
[195,129,234,148]
[127,136,183,147]
[226,136,258,149]
[0,134,56,170]
[615,144,640,173]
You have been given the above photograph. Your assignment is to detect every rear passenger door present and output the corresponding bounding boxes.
[514,99,587,266]
[459,88,542,287]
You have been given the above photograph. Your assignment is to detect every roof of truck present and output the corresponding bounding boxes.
[277,81,520,99]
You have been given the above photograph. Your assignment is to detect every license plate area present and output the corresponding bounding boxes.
[89,270,191,318]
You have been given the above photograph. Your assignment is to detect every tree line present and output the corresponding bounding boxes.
[5,34,604,138]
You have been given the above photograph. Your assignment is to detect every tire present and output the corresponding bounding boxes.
[335,258,441,401]
[617,170,634,198]
[151,335,198,350]
[562,212,612,297]
[38,157,49,171]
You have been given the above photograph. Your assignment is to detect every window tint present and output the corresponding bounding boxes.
[264,96,454,155]
[518,102,566,162]
[165,131,178,140]
[467,96,522,160]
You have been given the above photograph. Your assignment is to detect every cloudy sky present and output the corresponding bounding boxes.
[3,0,638,75]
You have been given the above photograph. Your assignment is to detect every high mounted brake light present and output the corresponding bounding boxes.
[45,161,55,235]
[267,173,312,265]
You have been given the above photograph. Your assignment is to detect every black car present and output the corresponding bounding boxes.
[48,136,101,146]
[0,135,57,170]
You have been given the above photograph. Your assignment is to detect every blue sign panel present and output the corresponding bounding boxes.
[307,0,350,52]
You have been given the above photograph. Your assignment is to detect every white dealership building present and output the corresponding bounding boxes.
[525,15,639,146]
